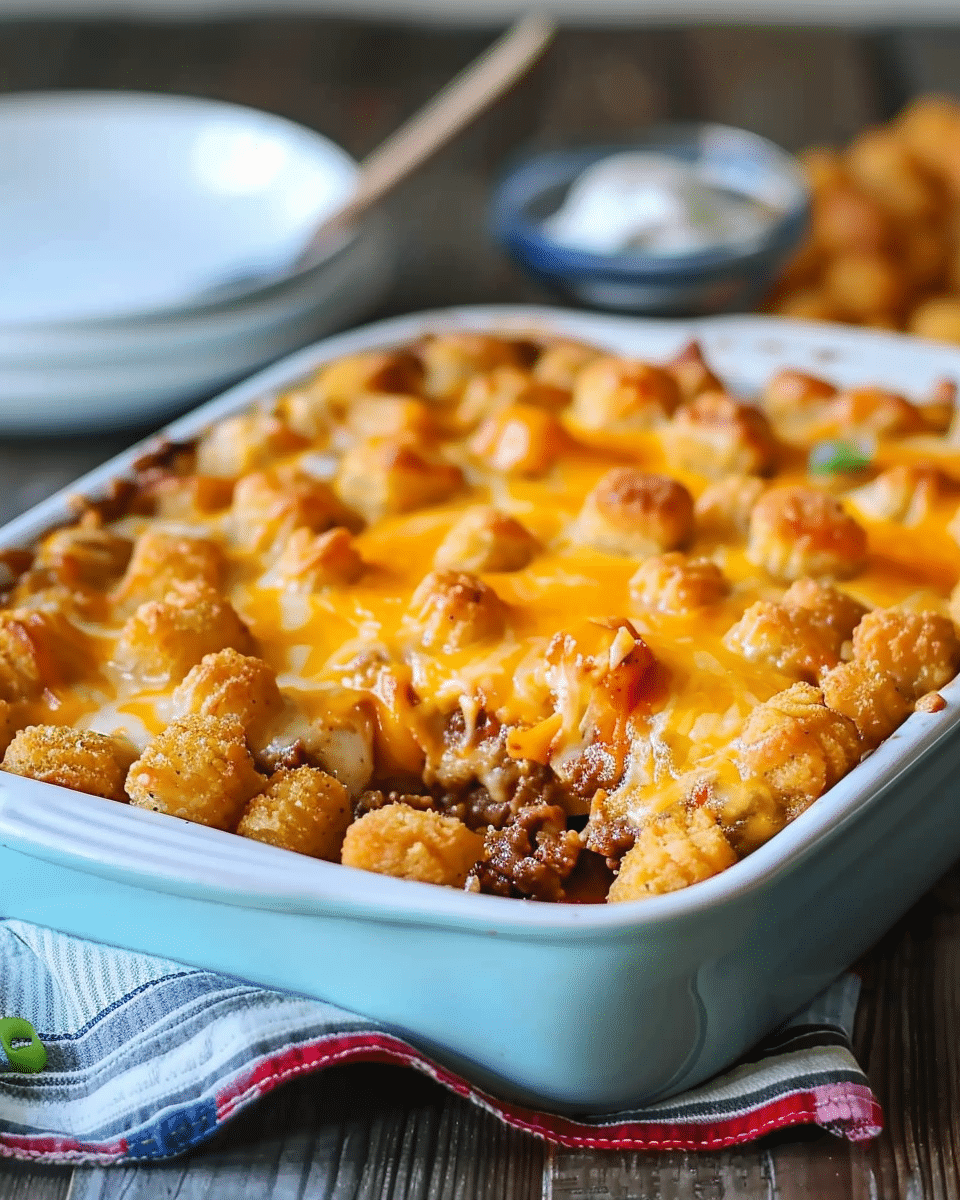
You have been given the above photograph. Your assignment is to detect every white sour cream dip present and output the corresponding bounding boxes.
[542,151,772,257]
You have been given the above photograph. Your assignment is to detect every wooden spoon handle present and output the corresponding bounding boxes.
[295,12,556,267]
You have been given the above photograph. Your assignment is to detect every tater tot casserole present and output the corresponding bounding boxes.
[3,329,960,904]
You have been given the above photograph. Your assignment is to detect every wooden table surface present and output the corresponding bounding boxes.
[2,17,960,1199]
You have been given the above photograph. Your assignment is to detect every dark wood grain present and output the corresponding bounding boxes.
[1,17,960,1200]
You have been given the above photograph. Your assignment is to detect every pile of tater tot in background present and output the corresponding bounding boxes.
[766,95,960,343]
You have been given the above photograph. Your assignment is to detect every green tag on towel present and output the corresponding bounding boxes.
[0,1017,47,1073]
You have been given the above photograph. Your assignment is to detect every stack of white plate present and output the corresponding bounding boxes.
[0,92,390,434]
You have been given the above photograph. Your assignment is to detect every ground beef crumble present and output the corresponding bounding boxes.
[467,802,582,901]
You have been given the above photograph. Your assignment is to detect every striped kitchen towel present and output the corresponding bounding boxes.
[0,920,882,1163]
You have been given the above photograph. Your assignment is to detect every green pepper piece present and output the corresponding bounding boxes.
[0,1017,47,1074]
[808,439,873,476]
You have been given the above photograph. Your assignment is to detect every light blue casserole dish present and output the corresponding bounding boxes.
[2,307,960,1113]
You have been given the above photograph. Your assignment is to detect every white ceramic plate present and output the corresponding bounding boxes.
[0,218,389,432]
[0,91,357,325]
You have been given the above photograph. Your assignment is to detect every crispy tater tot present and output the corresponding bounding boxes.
[407,570,506,652]
[532,339,601,390]
[172,648,285,746]
[35,520,132,590]
[570,357,680,432]
[630,552,728,614]
[852,608,960,701]
[781,579,868,648]
[747,485,868,581]
[113,529,225,609]
[761,369,837,424]
[434,507,538,573]
[811,184,892,255]
[470,403,566,477]
[847,126,943,221]
[664,341,723,401]
[820,660,911,749]
[0,608,93,702]
[694,475,766,541]
[126,714,265,830]
[237,766,351,860]
[418,333,529,400]
[662,392,778,478]
[823,252,904,321]
[607,804,737,902]
[572,468,694,558]
[826,387,927,438]
[231,467,359,556]
[2,725,136,802]
[724,600,840,683]
[112,581,254,690]
[310,350,424,415]
[346,395,437,443]
[848,463,959,524]
[267,526,364,591]
[737,682,863,813]
[340,803,483,887]
[195,412,307,478]
[336,438,464,522]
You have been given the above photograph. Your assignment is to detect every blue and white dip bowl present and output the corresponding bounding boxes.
[489,123,809,316]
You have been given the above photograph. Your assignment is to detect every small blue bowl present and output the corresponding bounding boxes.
[489,123,809,317]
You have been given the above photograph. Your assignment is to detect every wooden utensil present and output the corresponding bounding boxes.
[293,12,557,270]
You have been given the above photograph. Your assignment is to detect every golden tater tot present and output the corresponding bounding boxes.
[2,725,135,802]
[232,468,359,556]
[340,803,483,888]
[434,508,538,574]
[237,766,351,860]
[607,805,736,902]
[852,608,960,700]
[630,553,728,614]
[664,341,723,402]
[112,582,254,690]
[572,468,694,558]
[407,570,506,652]
[846,127,942,221]
[747,486,868,581]
[694,475,766,541]
[661,392,778,478]
[113,529,225,609]
[470,403,566,477]
[172,648,285,746]
[0,608,93,702]
[267,526,364,591]
[738,682,862,814]
[820,660,911,749]
[195,412,307,478]
[570,357,680,432]
[126,714,265,830]
[723,600,840,683]
[336,438,464,522]
[823,252,903,321]
[35,520,132,590]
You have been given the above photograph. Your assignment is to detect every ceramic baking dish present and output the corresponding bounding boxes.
[2,306,960,1113]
